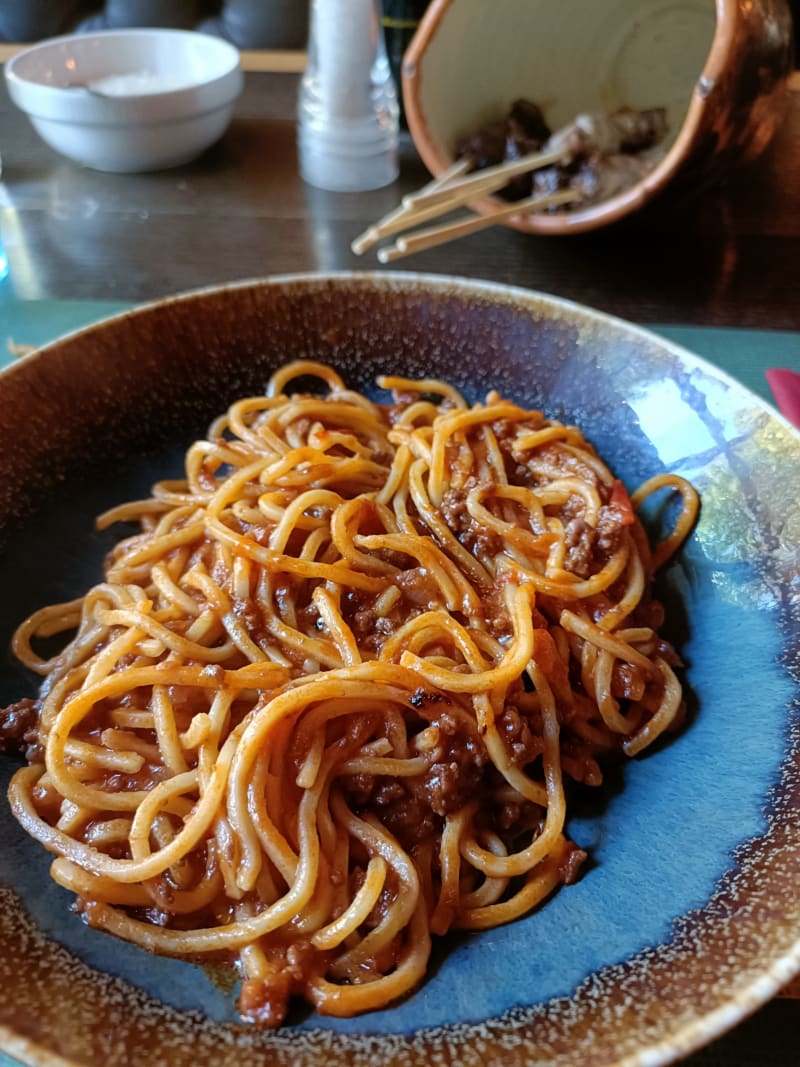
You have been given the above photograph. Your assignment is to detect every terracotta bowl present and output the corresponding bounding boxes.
[0,274,799,1067]
[402,0,794,234]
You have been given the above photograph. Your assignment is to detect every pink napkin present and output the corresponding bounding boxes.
[766,368,800,429]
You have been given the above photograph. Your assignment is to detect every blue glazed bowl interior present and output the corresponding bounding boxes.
[0,273,797,1065]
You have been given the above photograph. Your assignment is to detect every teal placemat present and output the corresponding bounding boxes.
[1,298,133,362]
[1,299,798,404]
[0,301,797,1067]
[653,324,799,404]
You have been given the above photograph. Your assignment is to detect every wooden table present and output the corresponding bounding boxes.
[1,58,799,329]
[0,53,799,1067]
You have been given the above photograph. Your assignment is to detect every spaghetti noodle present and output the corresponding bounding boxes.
[3,360,699,1026]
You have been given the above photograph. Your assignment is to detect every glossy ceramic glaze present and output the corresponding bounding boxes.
[4,30,243,172]
[403,0,793,234]
[0,274,798,1067]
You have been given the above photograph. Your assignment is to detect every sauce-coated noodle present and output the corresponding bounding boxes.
[5,361,698,1026]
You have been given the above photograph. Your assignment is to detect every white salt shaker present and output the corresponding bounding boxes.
[298,0,399,192]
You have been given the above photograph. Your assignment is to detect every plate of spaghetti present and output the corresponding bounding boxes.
[0,273,798,1067]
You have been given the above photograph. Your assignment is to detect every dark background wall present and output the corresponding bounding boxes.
[0,2,797,62]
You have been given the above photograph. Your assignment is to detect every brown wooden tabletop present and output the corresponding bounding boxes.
[0,57,799,1067]
[1,65,799,329]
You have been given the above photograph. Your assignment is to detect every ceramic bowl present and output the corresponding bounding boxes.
[0,273,799,1067]
[402,0,794,234]
[4,29,243,173]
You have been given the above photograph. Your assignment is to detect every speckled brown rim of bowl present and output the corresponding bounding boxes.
[0,272,798,1067]
[402,0,794,235]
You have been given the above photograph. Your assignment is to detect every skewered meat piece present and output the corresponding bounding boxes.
[456,100,669,208]
[456,120,507,170]
[569,145,668,203]
[532,145,668,207]
[546,107,668,163]
[456,99,552,175]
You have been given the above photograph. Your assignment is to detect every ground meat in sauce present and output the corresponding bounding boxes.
[497,801,525,831]
[561,489,632,575]
[353,609,395,643]
[490,417,566,487]
[543,445,601,487]
[440,485,504,557]
[633,598,665,630]
[656,639,683,668]
[344,705,488,849]
[237,938,318,1027]
[373,785,439,848]
[439,487,469,534]
[0,697,42,762]
[102,765,166,795]
[239,974,293,1028]
[495,704,543,767]
[559,843,588,885]
[563,517,597,578]
[611,661,647,701]
[233,595,262,636]
[393,568,444,610]
[416,709,488,817]
[167,685,211,727]
[344,865,400,937]
[492,415,546,449]
[340,589,401,654]
[595,504,628,555]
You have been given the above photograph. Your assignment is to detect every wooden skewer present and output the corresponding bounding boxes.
[353,160,522,254]
[350,158,471,255]
[402,146,568,212]
[357,156,565,248]
[376,188,581,263]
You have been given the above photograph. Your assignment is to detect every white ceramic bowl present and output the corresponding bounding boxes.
[4,29,243,173]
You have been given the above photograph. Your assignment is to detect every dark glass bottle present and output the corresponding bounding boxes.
[381,0,430,125]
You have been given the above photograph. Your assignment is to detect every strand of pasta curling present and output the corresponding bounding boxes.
[6,359,699,1026]
[32,670,431,965]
